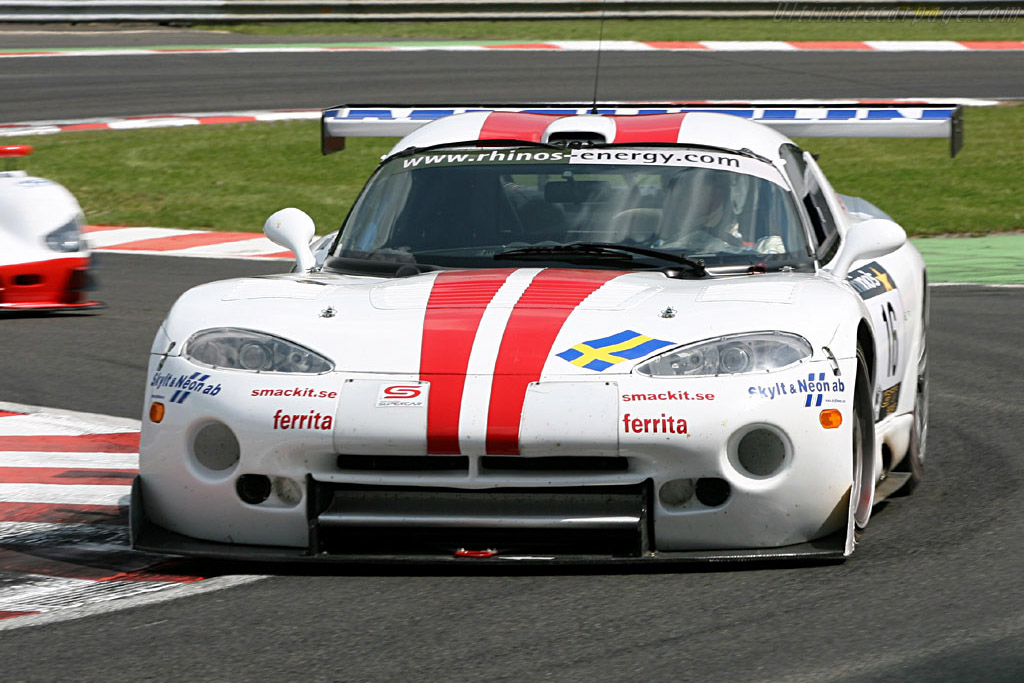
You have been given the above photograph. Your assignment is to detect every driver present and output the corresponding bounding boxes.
[675,170,784,254]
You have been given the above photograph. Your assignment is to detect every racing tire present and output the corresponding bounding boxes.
[852,346,875,530]
[894,327,928,496]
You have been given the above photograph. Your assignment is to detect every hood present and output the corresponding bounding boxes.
[162,267,854,377]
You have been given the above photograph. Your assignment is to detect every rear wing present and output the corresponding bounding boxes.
[322,103,964,157]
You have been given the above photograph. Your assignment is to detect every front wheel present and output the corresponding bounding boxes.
[895,329,927,495]
[852,346,875,529]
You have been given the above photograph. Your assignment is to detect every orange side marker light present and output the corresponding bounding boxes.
[149,402,165,423]
[819,409,842,429]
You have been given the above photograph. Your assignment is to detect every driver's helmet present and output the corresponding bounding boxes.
[680,169,741,239]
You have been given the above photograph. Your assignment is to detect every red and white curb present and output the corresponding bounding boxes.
[85,224,296,260]
[1,40,1023,60]
[0,402,262,629]
[0,108,321,137]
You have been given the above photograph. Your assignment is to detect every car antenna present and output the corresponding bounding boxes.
[589,0,608,115]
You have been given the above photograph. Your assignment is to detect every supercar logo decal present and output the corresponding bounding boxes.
[377,384,427,407]
[556,330,674,372]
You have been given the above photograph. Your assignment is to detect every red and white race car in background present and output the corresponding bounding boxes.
[0,144,100,312]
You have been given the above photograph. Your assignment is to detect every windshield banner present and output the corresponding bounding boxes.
[396,147,786,186]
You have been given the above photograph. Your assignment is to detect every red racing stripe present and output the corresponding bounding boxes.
[478,112,563,142]
[611,113,688,144]
[420,270,515,454]
[486,269,623,455]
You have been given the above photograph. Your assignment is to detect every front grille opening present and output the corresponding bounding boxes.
[480,456,628,472]
[309,482,650,558]
[315,526,641,557]
[14,274,42,286]
[337,454,469,472]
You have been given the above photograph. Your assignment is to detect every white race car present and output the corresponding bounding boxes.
[132,103,953,563]
[0,145,101,312]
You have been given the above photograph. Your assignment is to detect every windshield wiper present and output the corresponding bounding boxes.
[494,242,706,276]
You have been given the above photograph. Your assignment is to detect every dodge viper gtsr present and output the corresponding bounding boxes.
[0,145,100,312]
[132,103,950,563]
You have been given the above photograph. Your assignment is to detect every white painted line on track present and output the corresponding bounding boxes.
[701,41,800,51]
[930,282,1024,288]
[0,402,142,431]
[0,521,129,542]
[0,574,266,632]
[0,410,139,437]
[864,40,972,51]
[0,483,131,506]
[0,452,138,468]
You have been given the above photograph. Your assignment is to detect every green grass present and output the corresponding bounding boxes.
[196,17,1024,42]
[15,104,1022,237]
[18,121,370,234]
[795,104,1023,236]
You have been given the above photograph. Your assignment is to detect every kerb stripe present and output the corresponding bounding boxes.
[0,433,138,453]
[0,467,136,486]
[0,502,125,524]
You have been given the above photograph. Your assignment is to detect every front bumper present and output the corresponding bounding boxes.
[0,255,101,312]
[131,476,847,563]
[136,355,856,561]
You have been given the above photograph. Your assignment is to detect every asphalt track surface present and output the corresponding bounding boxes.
[2,256,1023,682]
[1,29,1023,682]
[2,29,1024,122]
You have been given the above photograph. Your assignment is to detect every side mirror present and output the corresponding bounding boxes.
[825,218,907,279]
[264,208,316,272]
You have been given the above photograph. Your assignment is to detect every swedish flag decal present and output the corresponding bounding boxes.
[556,330,674,372]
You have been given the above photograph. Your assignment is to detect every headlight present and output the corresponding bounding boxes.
[184,328,333,374]
[636,332,812,377]
[45,217,83,252]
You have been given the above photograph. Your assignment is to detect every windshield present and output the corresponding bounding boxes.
[330,146,811,273]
